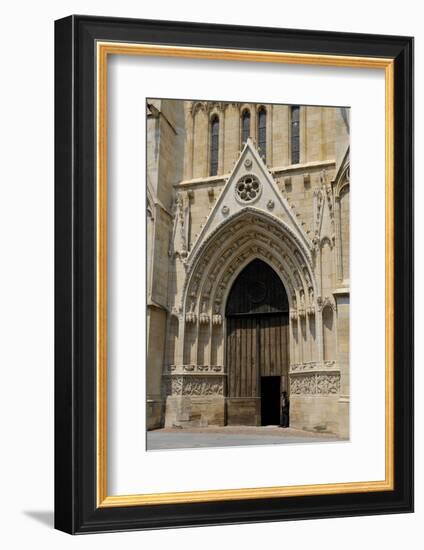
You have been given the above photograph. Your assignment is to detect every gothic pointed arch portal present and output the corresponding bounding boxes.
[163,208,325,429]
[225,259,290,426]
[163,138,344,433]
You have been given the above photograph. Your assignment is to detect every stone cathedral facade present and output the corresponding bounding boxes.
[146,99,350,438]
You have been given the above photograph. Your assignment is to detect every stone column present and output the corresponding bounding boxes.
[315,309,324,362]
[297,316,303,364]
[218,109,225,175]
[300,106,307,164]
[266,104,273,166]
[183,110,194,180]
[192,108,208,178]
[146,305,167,429]
[175,317,185,366]
[333,289,350,438]
[334,196,343,283]
[251,107,257,146]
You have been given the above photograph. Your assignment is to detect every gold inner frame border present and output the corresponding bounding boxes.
[96,41,394,508]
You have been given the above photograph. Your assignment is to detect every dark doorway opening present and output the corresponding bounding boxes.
[225,259,289,426]
[260,376,281,426]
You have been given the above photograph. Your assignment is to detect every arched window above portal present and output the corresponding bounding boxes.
[257,107,267,162]
[291,105,300,165]
[210,114,219,176]
[241,109,251,144]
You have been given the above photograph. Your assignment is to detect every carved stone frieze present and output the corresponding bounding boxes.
[316,374,340,394]
[290,374,316,395]
[164,373,225,396]
[170,376,183,395]
[183,377,224,396]
[289,372,340,395]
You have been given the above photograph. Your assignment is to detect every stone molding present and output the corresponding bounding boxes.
[289,360,337,374]
[166,364,225,374]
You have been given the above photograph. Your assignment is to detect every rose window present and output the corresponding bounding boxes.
[235,175,261,203]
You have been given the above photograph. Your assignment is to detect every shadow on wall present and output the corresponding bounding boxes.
[23,510,54,529]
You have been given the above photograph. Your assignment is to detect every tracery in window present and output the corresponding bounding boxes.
[241,109,250,144]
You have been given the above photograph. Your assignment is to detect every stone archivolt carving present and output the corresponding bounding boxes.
[187,208,312,279]
[211,242,296,314]
[176,210,320,385]
[183,210,317,320]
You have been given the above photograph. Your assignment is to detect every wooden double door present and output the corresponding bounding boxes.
[225,260,290,426]
[226,313,289,425]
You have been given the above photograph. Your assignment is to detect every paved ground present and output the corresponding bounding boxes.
[147,426,341,450]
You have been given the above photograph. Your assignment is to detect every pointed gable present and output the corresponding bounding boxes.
[188,138,311,263]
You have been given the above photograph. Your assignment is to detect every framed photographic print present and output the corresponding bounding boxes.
[54,15,414,533]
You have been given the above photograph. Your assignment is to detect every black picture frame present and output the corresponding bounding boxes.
[54,15,414,534]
